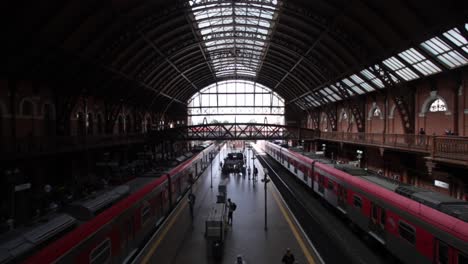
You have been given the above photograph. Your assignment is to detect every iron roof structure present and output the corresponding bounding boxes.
[4,0,468,114]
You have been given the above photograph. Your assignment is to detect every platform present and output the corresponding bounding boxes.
[135,144,321,264]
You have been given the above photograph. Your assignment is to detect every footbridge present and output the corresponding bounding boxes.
[149,123,319,141]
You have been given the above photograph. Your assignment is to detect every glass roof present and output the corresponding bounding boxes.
[295,24,468,109]
[190,0,280,78]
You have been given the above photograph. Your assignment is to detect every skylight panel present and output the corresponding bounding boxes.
[421,36,468,68]
[190,1,279,77]
[350,74,375,92]
[383,57,419,81]
[360,69,385,88]
[342,78,365,94]
[398,48,441,76]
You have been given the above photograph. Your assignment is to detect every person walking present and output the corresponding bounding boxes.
[188,193,196,219]
[282,248,295,264]
[247,167,251,180]
[253,166,258,181]
[227,198,237,225]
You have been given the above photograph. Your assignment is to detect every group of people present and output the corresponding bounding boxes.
[235,248,296,264]
[247,166,258,181]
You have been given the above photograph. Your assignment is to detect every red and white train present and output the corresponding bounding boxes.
[265,141,468,264]
[7,143,217,264]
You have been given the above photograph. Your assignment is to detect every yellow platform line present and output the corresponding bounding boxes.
[271,188,316,264]
[142,201,188,264]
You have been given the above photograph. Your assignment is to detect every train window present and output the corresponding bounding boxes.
[294,166,297,174]
[328,180,334,190]
[380,209,386,226]
[371,204,378,221]
[398,221,415,245]
[353,196,362,208]
[141,201,151,225]
[458,252,468,264]
[90,238,111,264]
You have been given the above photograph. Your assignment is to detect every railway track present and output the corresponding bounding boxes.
[256,152,399,264]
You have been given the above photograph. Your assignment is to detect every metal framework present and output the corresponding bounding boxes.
[149,123,319,141]
[4,0,468,115]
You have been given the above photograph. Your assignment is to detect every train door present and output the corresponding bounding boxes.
[434,240,468,264]
[337,184,347,213]
[368,202,386,244]
[318,174,325,195]
[122,216,134,251]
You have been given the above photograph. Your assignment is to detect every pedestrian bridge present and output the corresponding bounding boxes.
[149,123,318,141]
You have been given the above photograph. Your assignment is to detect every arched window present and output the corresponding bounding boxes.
[21,99,35,116]
[373,108,382,117]
[187,80,285,125]
[87,113,94,135]
[429,98,447,112]
[341,111,348,120]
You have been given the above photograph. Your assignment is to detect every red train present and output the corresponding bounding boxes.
[264,141,468,264]
[14,143,216,264]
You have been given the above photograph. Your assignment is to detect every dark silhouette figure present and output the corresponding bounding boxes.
[282,248,295,264]
[188,193,196,219]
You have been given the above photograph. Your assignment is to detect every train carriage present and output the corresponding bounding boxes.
[20,143,216,264]
[264,141,468,264]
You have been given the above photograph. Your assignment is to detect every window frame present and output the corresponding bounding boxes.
[398,220,416,245]
[89,238,111,264]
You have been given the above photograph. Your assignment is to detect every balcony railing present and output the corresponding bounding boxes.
[0,134,146,159]
[320,132,433,151]
[432,136,468,164]
[319,132,467,165]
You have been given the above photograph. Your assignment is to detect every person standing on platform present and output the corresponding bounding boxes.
[235,255,246,264]
[227,198,237,225]
[247,167,251,180]
[253,166,258,181]
[282,248,295,264]
[188,193,196,219]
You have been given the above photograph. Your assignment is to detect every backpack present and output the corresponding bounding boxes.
[231,203,237,211]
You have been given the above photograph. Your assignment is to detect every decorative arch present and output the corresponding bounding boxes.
[19,98,36,116]
[419,91,451,117]
[367,102,384,120]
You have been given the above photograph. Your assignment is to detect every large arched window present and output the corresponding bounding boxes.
[429,98,447,112]
[187,80,284,125]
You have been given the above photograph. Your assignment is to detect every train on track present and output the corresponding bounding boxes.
[222,152,246,174]
[1,142,216,264]
[265,141,468,264]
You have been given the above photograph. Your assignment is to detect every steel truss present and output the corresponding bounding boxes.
[149,123,318,141]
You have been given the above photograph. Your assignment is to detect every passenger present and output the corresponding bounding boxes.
[235,255,246,264]
[188,193,196,219]
[227,198,237,225]
[253,166,258,181]
[282,248,295,264]
[247,167,251,180]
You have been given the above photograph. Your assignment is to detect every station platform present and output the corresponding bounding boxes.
[135,144,321,264]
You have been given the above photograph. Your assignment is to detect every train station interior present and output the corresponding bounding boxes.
[2,0,468,263]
